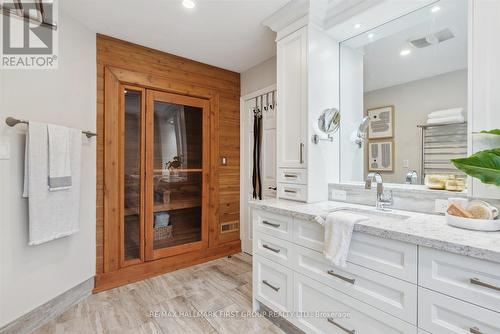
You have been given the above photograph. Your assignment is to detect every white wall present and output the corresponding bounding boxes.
[0,11,96,327]
[363,69,467,183]
[339,45,364,183]
[240,56,277,96]
[307,24,340,201]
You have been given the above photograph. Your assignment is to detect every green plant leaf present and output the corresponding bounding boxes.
[480,129,500,135]
[452,149,500,186]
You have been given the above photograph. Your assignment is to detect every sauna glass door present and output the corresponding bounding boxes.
[145,90,209,260]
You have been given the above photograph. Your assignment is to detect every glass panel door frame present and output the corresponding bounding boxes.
[145,90,210,261]
[120,85,146,267]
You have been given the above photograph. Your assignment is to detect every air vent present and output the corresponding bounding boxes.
[221,221,239,234]
[408,28,455,49]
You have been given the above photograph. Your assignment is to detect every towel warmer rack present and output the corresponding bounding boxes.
[5,117,97,138]
[417,122,467,183]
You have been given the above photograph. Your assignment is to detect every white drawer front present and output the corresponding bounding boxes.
[278,168,307,184]
[292,246,417,324]
[293,217,324,252]
[254,209,292,241]
[293,273,417,334]
[418,287,500,334]
[349,233,417,283]
[254,231,293,268]
[253,255,293,312]
[419,247,500,313]
[278,182,307,201]
[292,221,417,283]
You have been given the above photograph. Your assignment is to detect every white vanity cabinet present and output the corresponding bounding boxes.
[252,208,500,334]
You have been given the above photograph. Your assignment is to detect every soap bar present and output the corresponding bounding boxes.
[447,203,473,218]
[445,179,465,192]
[425,174,449,190]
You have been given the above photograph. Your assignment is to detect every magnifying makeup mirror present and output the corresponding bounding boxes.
[353,116,370,148]
[312,108,340,144]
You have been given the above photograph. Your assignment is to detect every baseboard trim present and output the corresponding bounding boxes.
[0,277,94,334]
[259,303,305,334]
[94,241,241,292]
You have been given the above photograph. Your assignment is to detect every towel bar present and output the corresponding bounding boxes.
[5,117,97,138]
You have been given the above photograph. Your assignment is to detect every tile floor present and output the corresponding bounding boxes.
[33,253,285,334]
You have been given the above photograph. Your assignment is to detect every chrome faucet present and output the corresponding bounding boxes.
[365,172,393,210]
[405,170,419,184]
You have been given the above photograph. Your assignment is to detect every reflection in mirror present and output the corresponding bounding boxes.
[339,0,468,190]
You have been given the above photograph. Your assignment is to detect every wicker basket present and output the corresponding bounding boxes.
[154,225,173,241]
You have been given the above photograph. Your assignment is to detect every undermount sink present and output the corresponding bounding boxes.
[330,207,410,223]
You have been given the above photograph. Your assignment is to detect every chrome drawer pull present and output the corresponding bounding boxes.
[284,174,297,178]
[470,327,484,334]
[263,244,281,253]
[268,186,277,190]
[327,318,355,334]
[284,189,297,194]
[470,278,500,292]
[262,280,280,292]
[327,270,356,284]
[262,220,280,228]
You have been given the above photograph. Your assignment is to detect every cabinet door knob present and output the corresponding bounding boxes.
[470,327,484,334]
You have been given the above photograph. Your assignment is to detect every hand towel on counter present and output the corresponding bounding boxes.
[426,115,465,125]
[314,212,369,267]
[48,124,72,191]
[427,108,463,119]
[23,122,82,245]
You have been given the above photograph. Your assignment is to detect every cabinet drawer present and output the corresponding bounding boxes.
[254,231,293,268]
[349,233,417,283]
[278,168,307,184]
[253,209,292,241]
[293,273,417,334]
[418,287,500,334]
[292,221,418,283]
[419,247,500,313]
[253,255,293,312]
[278,183,307,201]
[292,246,417,324]
[293,217,324,251]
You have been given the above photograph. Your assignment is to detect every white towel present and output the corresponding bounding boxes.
[427,108,463,119]
[314,212,369,267]
[426,115,465,125]
[48,124,72,191]
[23,122,82,245]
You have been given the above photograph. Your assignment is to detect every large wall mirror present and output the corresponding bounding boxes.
[339,0,468,190]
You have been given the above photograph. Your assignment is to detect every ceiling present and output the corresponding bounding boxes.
[342,0,468,92]
[61,0,290,73]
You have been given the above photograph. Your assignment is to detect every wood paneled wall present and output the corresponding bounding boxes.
[96,35,240,275]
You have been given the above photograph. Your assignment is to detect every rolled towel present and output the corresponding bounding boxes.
[315,211,369,267]
[428,108,463,119]
[427,115,465,125]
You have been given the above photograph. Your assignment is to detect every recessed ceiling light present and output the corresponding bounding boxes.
[431,6,441,13]
[182,0,196,9]
[368,33,375,39]
[354,23,362,29]
[400,49,411,56]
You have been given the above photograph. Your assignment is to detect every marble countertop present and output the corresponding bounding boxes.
[249,198,500,263]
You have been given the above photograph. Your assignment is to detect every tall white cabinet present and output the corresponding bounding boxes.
[274,22,340,203]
